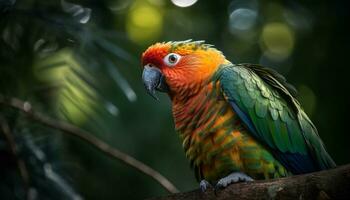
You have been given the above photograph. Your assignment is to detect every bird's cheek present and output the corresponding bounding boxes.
[159,66,172,80]
[158,68,175,88]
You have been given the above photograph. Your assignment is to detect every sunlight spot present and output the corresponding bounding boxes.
[130,6,161,28]
[171,0,198,7]
[126,2,163,43]
[229,8,257,32]
[260,22,295,61]
[148,0,165,6]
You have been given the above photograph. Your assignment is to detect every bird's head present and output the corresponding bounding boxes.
[141,40,226,100]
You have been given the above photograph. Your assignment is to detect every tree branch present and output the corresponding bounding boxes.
[0,94,179,194]
[0,115,30,200]
[148,164,350,200]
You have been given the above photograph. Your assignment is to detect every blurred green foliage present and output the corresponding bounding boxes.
[0,0,349,199]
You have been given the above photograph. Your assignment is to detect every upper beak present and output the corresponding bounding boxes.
[142,64,168,100]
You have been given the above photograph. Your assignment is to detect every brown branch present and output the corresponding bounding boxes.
[0,95,179,194]
[148,164,350,200]
[0,115,30,199]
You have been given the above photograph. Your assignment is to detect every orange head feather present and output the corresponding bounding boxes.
[141,40,226,99]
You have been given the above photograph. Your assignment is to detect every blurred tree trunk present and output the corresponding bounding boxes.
[148,164,350,200]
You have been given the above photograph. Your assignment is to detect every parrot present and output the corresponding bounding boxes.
[141,40,336,191]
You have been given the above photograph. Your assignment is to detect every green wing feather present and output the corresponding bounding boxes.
[216,63,335,173]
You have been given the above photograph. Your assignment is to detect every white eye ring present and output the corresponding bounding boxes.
[163,53,181,67]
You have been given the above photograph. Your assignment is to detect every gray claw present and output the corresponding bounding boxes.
[215,172,253,189]
[199,180,211,192]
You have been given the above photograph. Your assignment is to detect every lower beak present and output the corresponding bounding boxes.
[142,64,168,100]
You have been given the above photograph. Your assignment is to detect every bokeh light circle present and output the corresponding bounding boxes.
[130,6,162,28]
[229,8,257,32]
[260,22,295,61]
[126,2,163,43]
[171,0,198,7]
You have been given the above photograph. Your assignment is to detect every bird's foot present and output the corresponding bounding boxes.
[199,179,212,192]
[215,172,253,190]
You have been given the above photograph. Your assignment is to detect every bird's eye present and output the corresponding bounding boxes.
[164,53,181,67]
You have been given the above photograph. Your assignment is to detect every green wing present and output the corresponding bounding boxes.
[217,63,335,174]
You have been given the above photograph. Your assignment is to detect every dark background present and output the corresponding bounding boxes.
[0,0,349,199]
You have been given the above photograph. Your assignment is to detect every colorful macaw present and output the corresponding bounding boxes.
[141,40,336,191]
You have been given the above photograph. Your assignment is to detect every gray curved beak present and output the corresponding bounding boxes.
[142,64,168,100]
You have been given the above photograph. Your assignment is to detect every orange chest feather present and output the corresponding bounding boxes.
[171,82,242,156]
[171,83,288,181]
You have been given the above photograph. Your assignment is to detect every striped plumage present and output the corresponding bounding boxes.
[173,80,289,182]
[141,40,336,184]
